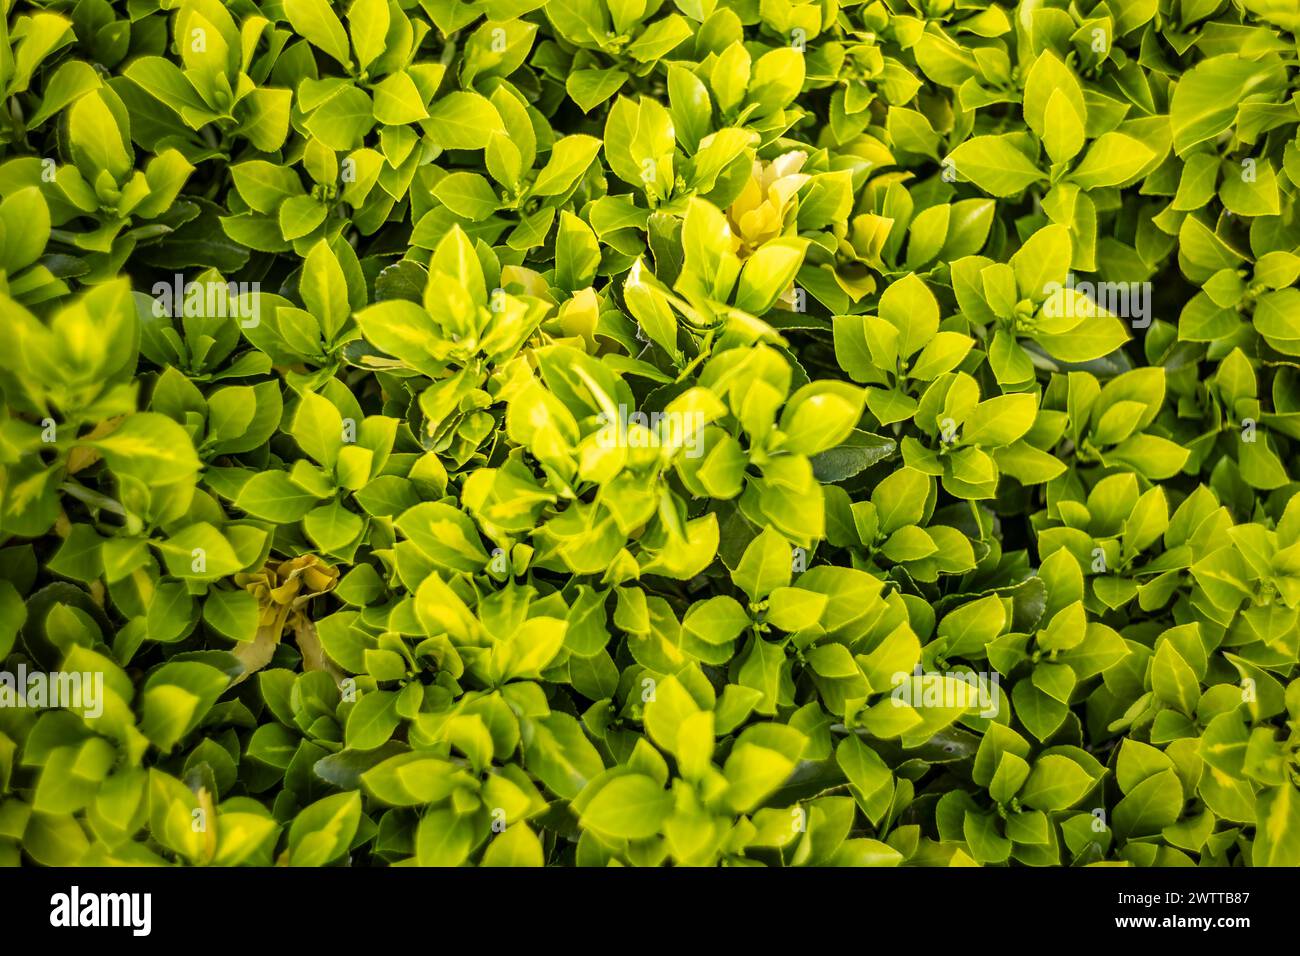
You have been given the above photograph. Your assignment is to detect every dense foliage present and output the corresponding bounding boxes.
[1,0,1299,868]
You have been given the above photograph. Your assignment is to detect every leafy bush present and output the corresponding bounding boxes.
[1,0,1298,868]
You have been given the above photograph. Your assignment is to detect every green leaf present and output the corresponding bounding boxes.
[532,135,603,197]
[961,394,1037,448]
[426,92,503,150]
[87,414,200,486]
[878,273,939,360]
[1069,133,1155,189]
[433,172,499,221]
[284,0,352,67]
[288,792,363,866]
[946,136,1045,197]
[1170,55,1287,154]
[300,240,352,344]
[292,392,344,469]
[1114,770,1183,838]
[346,690,401,750]
[1253,785,1300,866]
[580,775,672,840]
[1019,755,1094,811]
[305,85,374,151]
[396,502,489,572]
[733,527,793,602]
